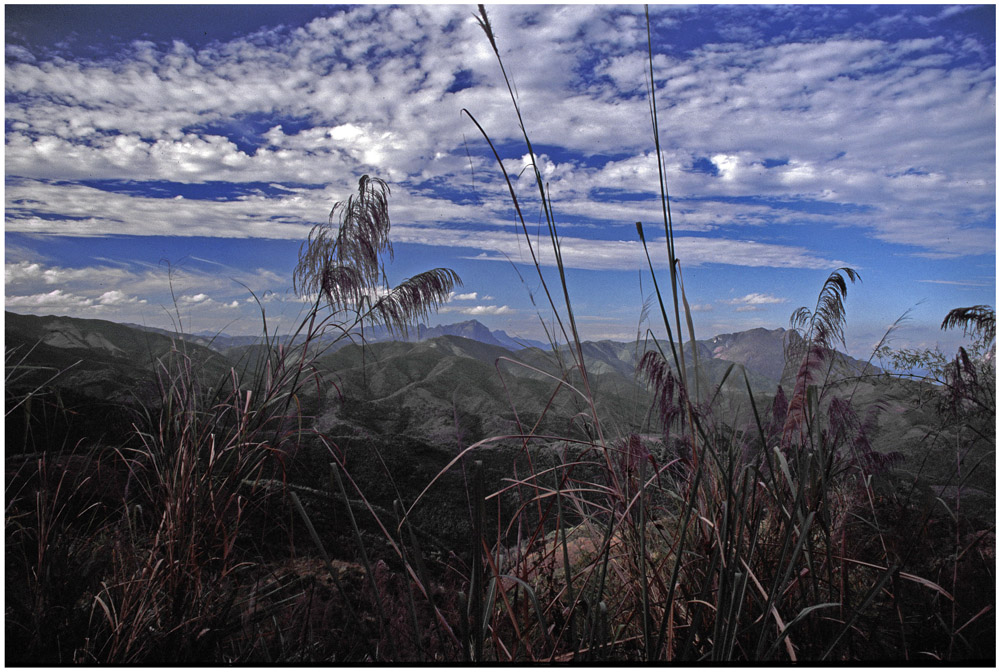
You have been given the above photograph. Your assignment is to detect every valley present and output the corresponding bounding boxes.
[5,301,994,663]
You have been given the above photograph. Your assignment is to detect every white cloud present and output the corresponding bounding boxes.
[4,177,849,272]
[918,279,993,288]
[3,5,991,260]
[3,5,993,347]
[4,256,301,331]
[721,293,788,312]
[724,293,787,306]
[6,289,94,309]
[711,154,741,181]
[98,290,146,306]
[430,226,846,271]
[439,304,513,316]
[5,259,116,286]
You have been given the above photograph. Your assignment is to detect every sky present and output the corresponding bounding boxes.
[4,4,996,356]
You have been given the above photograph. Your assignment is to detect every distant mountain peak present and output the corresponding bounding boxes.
[409,320,549,351]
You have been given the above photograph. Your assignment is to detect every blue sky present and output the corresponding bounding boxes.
[5,4,995,355]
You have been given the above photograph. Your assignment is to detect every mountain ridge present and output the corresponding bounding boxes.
[8,311,878,391]
[117,317,551,352]
[5,310,885,458]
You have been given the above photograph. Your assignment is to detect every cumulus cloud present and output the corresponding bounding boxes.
[3,4,992,261]
[724,293,787,306]
[3,5,993,346]
[180,293,210,305]
[6,289,94,309]
[721,293,788,312]
[4,256,298,329]
[98,290,146,306]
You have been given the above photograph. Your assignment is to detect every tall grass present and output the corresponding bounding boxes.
[351,5,990,662]
[5,172,457,662]
[5,5,993,663]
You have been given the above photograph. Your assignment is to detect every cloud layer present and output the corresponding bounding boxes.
[5,5,995,345]
[6,5,994,260]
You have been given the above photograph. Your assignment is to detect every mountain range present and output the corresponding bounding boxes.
[6,310,883,445]
[121,318,551,353]
[8,312,880,394]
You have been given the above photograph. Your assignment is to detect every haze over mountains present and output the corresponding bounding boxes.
[2,310,803,446]
[6,310,881,434]
[120,318,550,353]
[8,311,881,390]
[6,308,987,509]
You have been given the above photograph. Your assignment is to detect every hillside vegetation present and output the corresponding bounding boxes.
[5,7,994,664]
[6,261,993,664]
